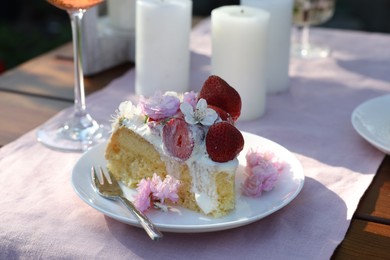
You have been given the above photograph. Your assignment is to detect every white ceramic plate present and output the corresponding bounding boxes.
[351,94,390,154]
[71,132,304,233]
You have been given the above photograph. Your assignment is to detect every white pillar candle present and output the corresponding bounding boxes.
[211,5,270,120]
[108,0,136,31]
[241,0,293,94]
[135,0,192,97]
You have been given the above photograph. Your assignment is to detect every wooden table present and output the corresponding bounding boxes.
[0,41,389,259]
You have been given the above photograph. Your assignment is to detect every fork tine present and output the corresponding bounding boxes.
[106,168,116,184]
[99,166,113,184]
[91,166,101,187]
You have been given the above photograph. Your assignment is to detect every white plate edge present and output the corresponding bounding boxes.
[351,94,390,154]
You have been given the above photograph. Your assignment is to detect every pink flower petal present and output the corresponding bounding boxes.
[134,178,152,212]
[242,147,285,198]
[140,92,180,120]
[183,91,198,108]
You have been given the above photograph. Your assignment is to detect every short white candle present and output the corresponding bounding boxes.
[211,5,270,120]
[108,0,136,31]
[241,0,293,94]
[135,0,192,97]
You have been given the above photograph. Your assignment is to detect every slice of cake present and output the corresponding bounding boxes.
[105,75,244,217]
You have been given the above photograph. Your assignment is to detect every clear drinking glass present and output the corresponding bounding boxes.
[291,0,335,58]
[37,0,109,152]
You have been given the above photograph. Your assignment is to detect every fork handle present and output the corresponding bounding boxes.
[118,196,163,241]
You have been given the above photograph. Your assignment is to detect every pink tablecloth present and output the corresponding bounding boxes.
[0,19,389,259]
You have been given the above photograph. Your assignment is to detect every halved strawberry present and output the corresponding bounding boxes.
[162,118,194,161]
[208,105,233,124]
[205,121,244,163]
[199,75,241,121]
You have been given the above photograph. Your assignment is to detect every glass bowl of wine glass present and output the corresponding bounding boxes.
[291,0,336,58]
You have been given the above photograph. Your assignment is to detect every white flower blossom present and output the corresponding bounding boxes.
[118,101,136,118]
[180,98,218,126]
[112,101,143,129]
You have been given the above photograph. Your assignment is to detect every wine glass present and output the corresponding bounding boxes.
[291,0,335,58]
[37,0,110,152]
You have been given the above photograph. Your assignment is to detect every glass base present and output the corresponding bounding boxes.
[291,44,330,59]
[37,112,110,152]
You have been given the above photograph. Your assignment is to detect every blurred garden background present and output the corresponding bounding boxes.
[0,0,389,74]
[0,1,70,73]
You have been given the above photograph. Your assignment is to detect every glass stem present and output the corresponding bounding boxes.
[301,24,310,51]
[68,10,87,117]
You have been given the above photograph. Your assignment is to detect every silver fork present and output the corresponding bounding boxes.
[91,166,163,241]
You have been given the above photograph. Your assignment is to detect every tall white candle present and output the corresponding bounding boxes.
[241,0,293,94]
[135,0,192,97]
[108,0,136,31]
[211,5,270,120]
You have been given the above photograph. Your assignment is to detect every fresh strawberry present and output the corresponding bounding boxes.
[162,118,194,161]
[205,121,244,163]
[199,75,241,121]
[208,105,233,124]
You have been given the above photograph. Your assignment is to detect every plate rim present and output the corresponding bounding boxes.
[351,94,390,154]
[71,131,305,233]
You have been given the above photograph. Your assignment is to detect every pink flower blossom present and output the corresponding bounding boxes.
[246,148,284,173]
[251,164,279,191]
[149,174,163,194]
[242,173,264,197]
[134,178,152,212]
[133,173,180,212]
[241,147,285,198]
[140,91,180,120]
[154,175,180,203]
[246,149,263,167]
[183,91,198,108]
[149,174,180,203]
